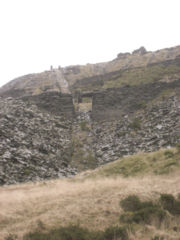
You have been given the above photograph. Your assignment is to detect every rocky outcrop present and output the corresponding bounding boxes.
[0,97,76,185]
[117,52,131,59]
[132,46,147,55]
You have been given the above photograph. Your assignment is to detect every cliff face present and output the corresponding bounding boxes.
[0,45,180,185]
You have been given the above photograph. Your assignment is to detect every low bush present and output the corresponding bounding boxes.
[164,150,174,158]
[120,195,155,213]
[23,225,129,240]
[120,195,166,225]
[120,194,180,226]
[151,236,165,240]
[24,225,91,240]
[103,226,129,240]
[160,194,180,215]
[79,121,89,131]
[129,118,141,130]
[120,206,165,225]
[176,143,180,153]
[120,195,142,212]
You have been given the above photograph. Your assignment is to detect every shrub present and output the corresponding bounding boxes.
[164,150,174,158]
[120,195,166,225]
[151,236,165,240]
[23,225,129,240]
[120,206,165,225]
[120,195,154,212]
[131,207,165,224]
[79,121,89,131]
[85,153,97,169]
[103,226,129,240]
[120,194,180,226]
[160,194,180,215]
[120,195,142,212]
[176,143,180,153]
[129,118,141,130]
[23,225,91,240]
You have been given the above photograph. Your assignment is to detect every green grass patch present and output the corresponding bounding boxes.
[85,148,180,179]
[103,63,180,89]
[176,143,180,153]
[72,59,180,93]
[82,97,92,103]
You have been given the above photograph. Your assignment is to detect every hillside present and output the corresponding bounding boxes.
[0,97,75,185]
[0,43,180,239]
[77,147,180,179]
[1,147,180,240]
[0,45,180,185]
[1,45,180,97]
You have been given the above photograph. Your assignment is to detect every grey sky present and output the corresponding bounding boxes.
[0,0,179,87]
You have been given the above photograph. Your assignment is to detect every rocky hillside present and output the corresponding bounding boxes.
[0,97,76,185]
[0,45,180,185]
[72,93,180,169]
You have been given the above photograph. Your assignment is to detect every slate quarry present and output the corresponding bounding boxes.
[0,45,180,185]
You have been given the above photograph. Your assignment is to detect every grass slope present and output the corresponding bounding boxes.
[73,60,180,92]
[1,147,180,240]
[78,148,180,179]
[103,63,180,89]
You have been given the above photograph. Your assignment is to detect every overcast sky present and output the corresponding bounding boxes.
[0,0,180,87]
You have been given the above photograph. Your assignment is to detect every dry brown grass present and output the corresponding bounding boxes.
[0,174,180,240]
